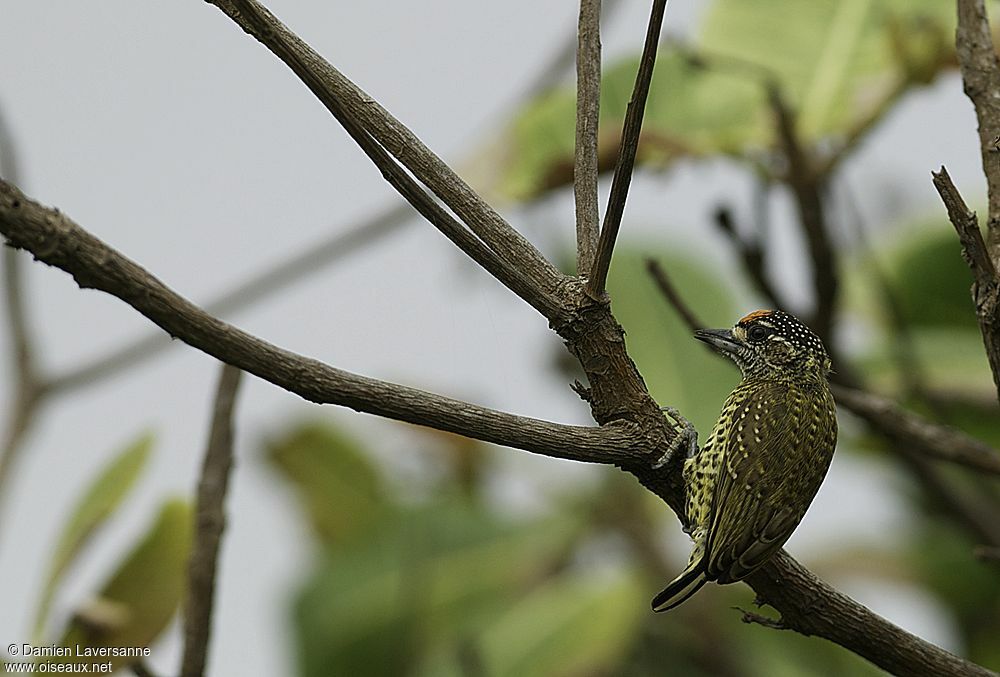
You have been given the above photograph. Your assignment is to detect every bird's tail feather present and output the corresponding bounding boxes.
[651,558,708,612]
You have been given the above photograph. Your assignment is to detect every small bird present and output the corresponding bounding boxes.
[652,309,838,611]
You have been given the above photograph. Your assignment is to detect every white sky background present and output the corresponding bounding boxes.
[0,1,989,674]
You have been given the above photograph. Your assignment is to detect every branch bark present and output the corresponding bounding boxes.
[768,85,838,346]
[0,180,640,467]
[832,384,1000,476]
[181,364,242,677]
[586,0,667,298]
[956,0,1000,264]
[931,166,1000,404]
[574,0,602,276]
[211,0,563,296]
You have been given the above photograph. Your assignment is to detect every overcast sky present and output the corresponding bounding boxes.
[0,1,988,674]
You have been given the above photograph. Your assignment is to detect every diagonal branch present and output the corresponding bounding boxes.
[956,0,1000,264]
[211,0,563,296]
[586,0,668,298]
[767,85,838,345]
[574,0,602,276]
[0,179,640,467]
[277,56,567,322]
[832,385,1000,476]
[931,166,1000,404]
[181,364,243,677]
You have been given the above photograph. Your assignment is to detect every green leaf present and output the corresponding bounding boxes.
[51,498,193,671]
[267,422,386,545]
[473,572,645,677]
[32,432,153,641]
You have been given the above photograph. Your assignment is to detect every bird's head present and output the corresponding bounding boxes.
[694,309,831,383]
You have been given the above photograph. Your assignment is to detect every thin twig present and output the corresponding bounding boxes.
[574,0,602,276]
[896,447,1000,548]
[214,0,564,295]
[586,0,668,298]
[0,102,44,521]
[181,364,243,677]
[956,0,1000,263]
[767,85,838,345]
[645,258,702,332]
[832,385,1000,476]
[712,206,787,310]
[931,166,1000,404]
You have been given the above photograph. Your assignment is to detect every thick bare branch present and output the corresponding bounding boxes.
[210,0,563,295]
[181,364,243,677]
[931,166,1000,403]
[0,179,640,466]
[956,0,1000,263]
[574,0,602,275]
[586,0,668,298]
[747,551,997,677]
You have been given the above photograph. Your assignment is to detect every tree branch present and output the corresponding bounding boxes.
[747,551,997,677]
[831,384,1000,476]
[0,103,44,520]
[645,258,702,332]
[956,0,1000,263]
[768,85,838,345]
[574,0,602,276]
[712,205,788,311]
[210,0,564,295]
[277,58,568,322]
[931,166,1000,404]
[181,364,242,677]
[585,0,668,298]
[0,179,640,467]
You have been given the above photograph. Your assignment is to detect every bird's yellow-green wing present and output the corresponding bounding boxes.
[704,381,836,584]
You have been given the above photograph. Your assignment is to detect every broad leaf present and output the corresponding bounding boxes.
[267,422,386,545]
[32,432,153,641]
[50,498,193,672]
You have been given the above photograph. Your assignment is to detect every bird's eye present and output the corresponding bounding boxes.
[747,325,769,342]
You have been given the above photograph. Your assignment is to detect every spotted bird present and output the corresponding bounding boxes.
[652,309,838,611]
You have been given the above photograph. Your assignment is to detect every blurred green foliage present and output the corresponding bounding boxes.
[491,0,958,200]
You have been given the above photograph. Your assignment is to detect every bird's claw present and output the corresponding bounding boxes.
[653,406,699,469]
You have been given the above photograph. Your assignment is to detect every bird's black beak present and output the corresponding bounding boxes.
[694,328,742,356]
